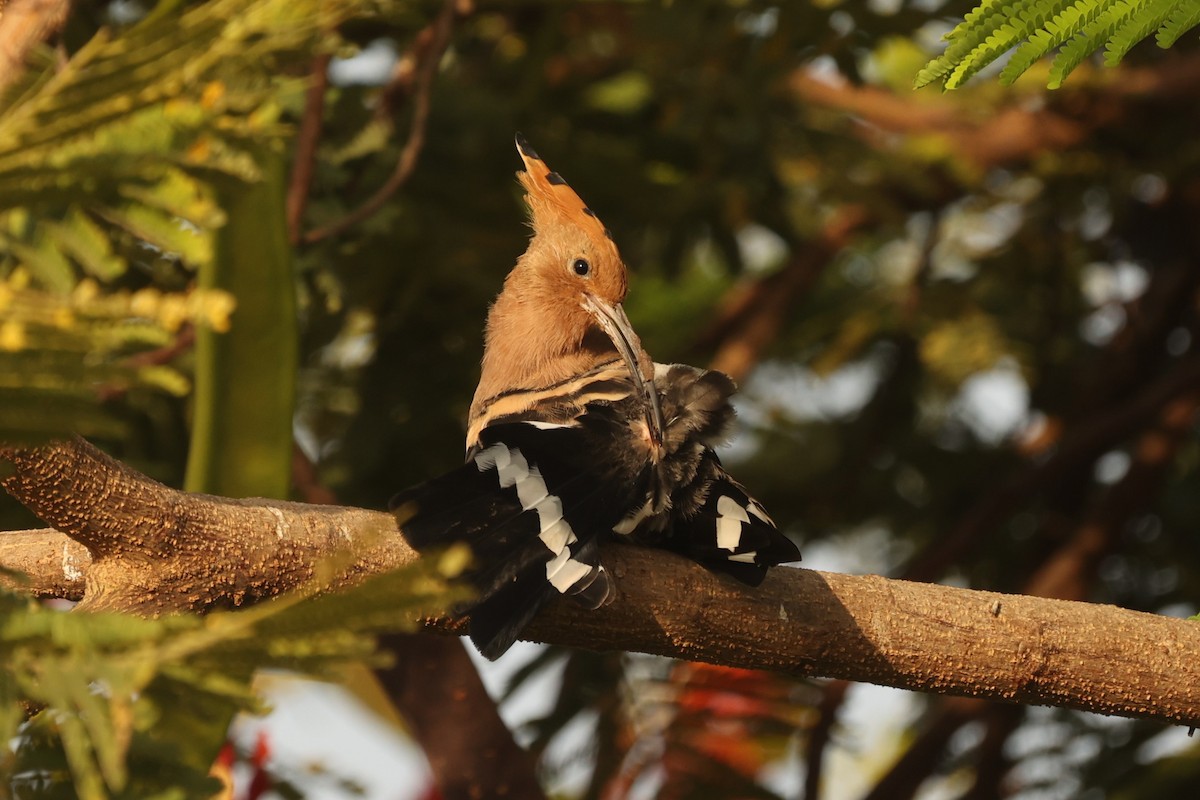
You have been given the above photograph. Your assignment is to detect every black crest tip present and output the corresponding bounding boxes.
[514,132,541,161]
[545,171,567,186]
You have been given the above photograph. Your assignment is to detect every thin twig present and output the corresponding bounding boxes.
[124,325,196,368]
[286,52,331,245]
[97,325,197,401]
[301,0,460,245]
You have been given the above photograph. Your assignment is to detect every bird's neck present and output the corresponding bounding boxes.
[469,288,617,425]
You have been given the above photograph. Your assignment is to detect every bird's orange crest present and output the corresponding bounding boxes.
[469,136,646,434]
[514,133,622,267]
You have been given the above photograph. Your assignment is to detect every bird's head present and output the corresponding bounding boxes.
[471,136,658,425]
[513,135,628,314]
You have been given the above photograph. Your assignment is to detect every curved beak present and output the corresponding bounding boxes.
[581,294,664,447]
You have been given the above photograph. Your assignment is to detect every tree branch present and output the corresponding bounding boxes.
[3,438,1200,727]
[0,438,412,612]
[854,374,1200,796]
[0,527,87,598]
[695,204,870,382]
[374,632,547,800]
[788,51,1200,173]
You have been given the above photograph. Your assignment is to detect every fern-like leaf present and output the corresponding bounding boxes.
[44,208,127,281]
[915,0,1033,88]
[3,233,76,294]
[945,0,1081,89]
[1049,0,1142,87]
[919,0,1200,89]
[0,0,360,442]
[999,0,1112,84]
[0,273,234,439]
[2,548,471,799]
[1106,0,1179,63]
[1156,0,1200,46]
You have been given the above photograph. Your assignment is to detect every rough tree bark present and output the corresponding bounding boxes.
[2,436,1199,728]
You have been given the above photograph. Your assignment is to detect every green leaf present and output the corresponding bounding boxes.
[999,0,1107,84]
[7,233,76,294]
[943,0,1082,90]
[118,168,225,230]
[914,0,1024,88]
[918,0,1198,89]
[134,365,192,397]
[1156,0,1200,46]
[46,207,128,281]
[1,548,467,798]
[1106,0,1176,63]
[1049,0,1138,88]
[183,152,296,499]
[98,204,212,267]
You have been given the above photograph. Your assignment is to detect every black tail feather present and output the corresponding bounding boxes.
[674,471,801,584]
[468,560,556,659]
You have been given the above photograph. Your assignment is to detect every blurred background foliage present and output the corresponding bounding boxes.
[0,550,467,800]
[3,0,1200,797]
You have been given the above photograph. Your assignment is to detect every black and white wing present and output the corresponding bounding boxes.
[391,419,635,659]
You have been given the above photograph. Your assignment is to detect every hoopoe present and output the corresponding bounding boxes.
[392,136,801,659]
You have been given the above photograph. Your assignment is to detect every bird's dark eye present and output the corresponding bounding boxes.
[571,258,591,277]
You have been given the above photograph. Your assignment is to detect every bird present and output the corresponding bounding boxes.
[391,135,801,659]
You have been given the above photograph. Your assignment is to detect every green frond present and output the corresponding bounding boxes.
[0,275,235,439]
[118,168,225,228]
[3,233,76,294]
[1049,0,1141,87]
[920,0,1200,89]
[44,208,128,281]
[2,550,470,798]
[135,365,194,396]
[999,0,1109,84]
[915,0,1028,88]
[98,203,212,267]
[0,0,344,295]
[1156,0,1200,46]
[1105,0,1179,63]
[0,0,358,443]
[0,392,134,442]
[943,0,1079,89]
